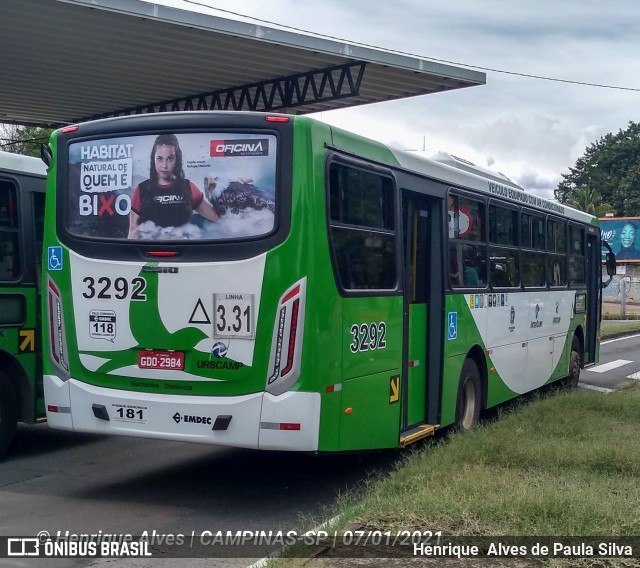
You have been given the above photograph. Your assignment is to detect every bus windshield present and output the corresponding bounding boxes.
[67,132,277,241]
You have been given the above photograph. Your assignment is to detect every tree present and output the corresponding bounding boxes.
[566,187,614,217]
[555,121,640,217]
[0,124,53,157]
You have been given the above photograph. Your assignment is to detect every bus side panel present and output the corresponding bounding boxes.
[338,371,401,451]
[441,353,466,427]
[339,296,403,450]
[406,303,427,426]
[1,288,40,418]
[549,312,586,382]
[286,118,345,452]
[42,133,60,378]
[294,118,408,452]
[441,293,486,427]
[1,166,45,423]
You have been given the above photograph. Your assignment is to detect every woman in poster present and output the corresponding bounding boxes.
[128,134,219,238]
[616,222,639,260]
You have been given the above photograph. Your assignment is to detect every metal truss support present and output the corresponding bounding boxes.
[80,62,367,122]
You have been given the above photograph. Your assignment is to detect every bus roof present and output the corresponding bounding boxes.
[1,0,484,126]
[0,150,47,178]
[390,147,595,225]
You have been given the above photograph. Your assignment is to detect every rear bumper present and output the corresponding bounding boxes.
[44,375,320,451]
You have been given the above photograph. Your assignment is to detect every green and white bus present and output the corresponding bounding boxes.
[42,112,609,452]
[0,150,47,459]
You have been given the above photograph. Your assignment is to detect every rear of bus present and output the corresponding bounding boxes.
[42,112,331,451]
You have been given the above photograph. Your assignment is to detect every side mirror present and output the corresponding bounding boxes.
[40,144,52,167]
[605,252,616,277]
[601,240,616,288]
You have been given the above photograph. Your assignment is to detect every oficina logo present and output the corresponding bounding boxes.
[211,342,228,358]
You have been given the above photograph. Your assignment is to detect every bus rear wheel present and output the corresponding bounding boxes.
[564,337,582,388]
[455,359,481,430]
[0,378,17,460]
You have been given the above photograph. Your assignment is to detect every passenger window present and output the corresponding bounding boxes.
[329,163,396,290]
[449,195,486,288]
[0,181,20,281]
[489,205,519,288]
[547,219,567,287]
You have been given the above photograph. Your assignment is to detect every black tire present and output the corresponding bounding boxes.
[0,378,17,460]
[455,358,482,430]
[564,337,582,388]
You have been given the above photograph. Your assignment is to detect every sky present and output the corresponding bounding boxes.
[138,0,640,201]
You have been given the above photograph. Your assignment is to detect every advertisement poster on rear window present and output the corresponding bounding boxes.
[67,133,277,241]
[600,217,640,262]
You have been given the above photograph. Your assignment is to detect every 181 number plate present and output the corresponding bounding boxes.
[138,350,185,370]
[214,293,254,339]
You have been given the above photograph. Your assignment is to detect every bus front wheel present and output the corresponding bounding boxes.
[0,377,17,460]
[455,359,481,430]
[564,337,582,388]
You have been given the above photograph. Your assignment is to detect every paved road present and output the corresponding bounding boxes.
[582,332,640,390]
[0,425,397,568]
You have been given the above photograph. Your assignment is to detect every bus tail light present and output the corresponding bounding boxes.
[146,251,179,257]
[47,278,70,377]
[266,277,307,396]
[265,116,290,123]
[279,423,301,430]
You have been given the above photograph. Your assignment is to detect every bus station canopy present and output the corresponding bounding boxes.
[1,0,485,127]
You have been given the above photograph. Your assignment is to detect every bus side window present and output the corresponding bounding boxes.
[328,163,397,291]
[0,233,19,281]
[490,251,519,287]
[448,194,486,288]
[33,192,46,283]
[449,243,486,287]
[0,181,20,281]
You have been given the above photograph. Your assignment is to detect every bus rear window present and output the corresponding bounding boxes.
[66,132,277,241]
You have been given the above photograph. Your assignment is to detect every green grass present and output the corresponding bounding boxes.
[339,388,640,536]
[601,314,640,322]
[281,386,640,567]
[600,319,640,338]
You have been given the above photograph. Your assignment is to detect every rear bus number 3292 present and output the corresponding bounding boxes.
[82,276,147,301]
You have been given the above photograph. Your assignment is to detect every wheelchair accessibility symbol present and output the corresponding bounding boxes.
[48,246,63,271]
[447,312,458,340]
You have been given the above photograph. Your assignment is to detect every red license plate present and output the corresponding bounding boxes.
[138,350,185,370]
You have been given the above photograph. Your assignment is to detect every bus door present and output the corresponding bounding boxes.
[584,231,600,364]
[401,193,444,432]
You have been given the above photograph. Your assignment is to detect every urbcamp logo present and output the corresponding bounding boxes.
[510,306,516,325]
[211,342,228,358]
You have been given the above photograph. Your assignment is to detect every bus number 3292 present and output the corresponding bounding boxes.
[350,322,387,353]
[82,276,147,301]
